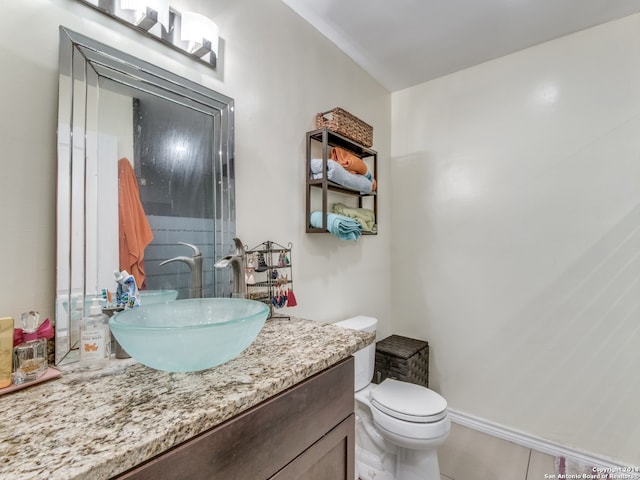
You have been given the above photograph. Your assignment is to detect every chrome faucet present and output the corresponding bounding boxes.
[160,242,204,299]
[214,238,247,298]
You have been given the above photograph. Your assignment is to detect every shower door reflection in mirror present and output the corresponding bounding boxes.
[56,27,235,364]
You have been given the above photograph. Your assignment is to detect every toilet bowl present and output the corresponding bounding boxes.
[335,316,450,480]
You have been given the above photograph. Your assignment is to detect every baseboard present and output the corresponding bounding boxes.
[448,409,638,472]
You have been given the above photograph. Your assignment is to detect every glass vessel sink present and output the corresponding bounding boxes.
[109,298,269,372]
[138,290,179,304]
[63,290,179,313]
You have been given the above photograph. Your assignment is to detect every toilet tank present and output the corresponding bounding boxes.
[334,316,377,391]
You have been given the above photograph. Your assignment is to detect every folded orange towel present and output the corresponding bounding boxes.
[331,147,368,175]
[330,147,376,191]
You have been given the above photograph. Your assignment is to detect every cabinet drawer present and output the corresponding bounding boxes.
[113,357,354,479]
[270,414,355,480]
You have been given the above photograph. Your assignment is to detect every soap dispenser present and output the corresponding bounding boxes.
[79,298,111,370]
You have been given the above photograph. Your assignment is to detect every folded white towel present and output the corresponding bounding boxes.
[310,159,373,194]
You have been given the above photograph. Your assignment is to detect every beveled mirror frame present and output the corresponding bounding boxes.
[55,26,235,365]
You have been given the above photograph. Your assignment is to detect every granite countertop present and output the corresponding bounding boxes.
[0,317,373,480]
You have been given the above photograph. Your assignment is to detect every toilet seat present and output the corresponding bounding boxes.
[368,401,450,443]
[370,379,447,423]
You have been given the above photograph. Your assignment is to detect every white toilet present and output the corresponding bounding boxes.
[335,316,450,480]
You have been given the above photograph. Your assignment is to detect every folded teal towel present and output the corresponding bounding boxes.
[310,211,362,240]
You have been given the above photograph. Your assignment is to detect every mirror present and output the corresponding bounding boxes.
[55,27,235,365]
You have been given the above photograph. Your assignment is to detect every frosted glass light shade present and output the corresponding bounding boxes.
[120,0,169,29]
[119,0,142,8]
[181,11,219,56]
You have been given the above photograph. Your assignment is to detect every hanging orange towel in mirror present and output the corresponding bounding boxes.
[118,157,153,288]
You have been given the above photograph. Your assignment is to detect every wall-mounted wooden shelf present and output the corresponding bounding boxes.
[305,128,378,235]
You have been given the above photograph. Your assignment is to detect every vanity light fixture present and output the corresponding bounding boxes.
[74,0,219,68]
[181,11,219,59]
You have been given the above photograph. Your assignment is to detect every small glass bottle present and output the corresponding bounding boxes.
[0,317,14,388]
[79,298,111,370]
[13,311,48,385]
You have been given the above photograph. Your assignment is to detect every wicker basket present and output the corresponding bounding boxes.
[374,335,429,388]
[315,107,373,147]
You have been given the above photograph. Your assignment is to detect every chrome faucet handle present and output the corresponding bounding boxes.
[159,242,203,266]
[214,238,247,299]
[159,242,204,298]
[159,255,194,267]
[178,242,202,258]
[232,238,245,256]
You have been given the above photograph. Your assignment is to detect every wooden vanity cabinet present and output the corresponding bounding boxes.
[112,357,355,480]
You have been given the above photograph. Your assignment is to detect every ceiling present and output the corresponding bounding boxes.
[282,0,640,92]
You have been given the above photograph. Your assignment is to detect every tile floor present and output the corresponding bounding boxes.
[439,423,556,480]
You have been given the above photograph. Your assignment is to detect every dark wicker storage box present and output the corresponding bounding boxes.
[315,107,373,147]
[374,335,429,388]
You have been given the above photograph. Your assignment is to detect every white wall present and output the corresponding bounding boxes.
[391,14,640,464]
[5,0,637,465]
[0,0,392,336]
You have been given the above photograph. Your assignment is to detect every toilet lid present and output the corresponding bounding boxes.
[371,379,447,423]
